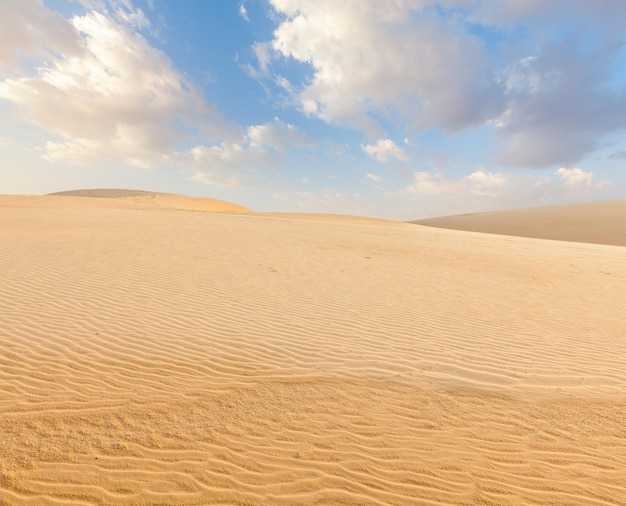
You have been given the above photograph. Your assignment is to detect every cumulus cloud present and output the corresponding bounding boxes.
[474,1,626,168]
[260,0,626,169]
[266,0,503,135]
[556,167,610,189]
[466,170,509,194]
[362,139,409,163]
[494,33,626,168]
[0,8,238,168]
[0,1,314,188]
[271,164,617,220]
[0,0,84,73]
[407,169,509,197]
[181,118,313,185]
[247,117,315,152]
[399,166,614,218]
[556,168,593,187]
[185,143,257,187]
[365,173,383,183]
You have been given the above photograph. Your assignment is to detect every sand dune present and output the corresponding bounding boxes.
[1,189,251,214]
[1,194,626,504]
[413,200,626,246]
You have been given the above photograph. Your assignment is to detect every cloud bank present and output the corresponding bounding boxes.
[262,0,626,169]
[0,7,238,168]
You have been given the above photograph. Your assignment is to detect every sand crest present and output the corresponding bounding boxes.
[1,194,625,505]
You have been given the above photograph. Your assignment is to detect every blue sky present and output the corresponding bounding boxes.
[1,0,625,219]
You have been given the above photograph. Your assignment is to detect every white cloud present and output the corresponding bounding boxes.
[365,173,383,183]
[556,167,593,187]
[499,56,554,95]
[399,166,615,219]
[466,170,508,194]
[556,167,611,189]
[0,0,84,74]
[71,0,152,29]
[275,75,292,91]
[0,1,311,189]
[0,10,238,168]
[114,5,151,29]
[253,42,273,75]
[270,164,619,220]
[494,48,626,168]
[473,1,626,168]
[239,3,250,22]
[247,117,314,152]
[265,0,503,134]
[260,0,626,168]
[406,171,451,196]
[406,169,509,197]
[185,143,256,187]
[362,139,409,163]
[181,118,313,185]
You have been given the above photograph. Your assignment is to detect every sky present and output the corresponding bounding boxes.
[1,0,625,219]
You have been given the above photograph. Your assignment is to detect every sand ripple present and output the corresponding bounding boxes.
[1,199,625,504]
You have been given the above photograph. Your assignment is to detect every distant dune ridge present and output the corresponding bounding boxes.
[0,188,251,213]
[413,200,626,246]
[49,188,166,198]
[1,191,626,504]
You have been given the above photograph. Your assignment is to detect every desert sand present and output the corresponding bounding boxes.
[1,192,625,505]
[413,200,626,246]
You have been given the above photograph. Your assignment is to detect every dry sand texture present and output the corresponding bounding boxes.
[413,200,626,247]
[1,193,626,505]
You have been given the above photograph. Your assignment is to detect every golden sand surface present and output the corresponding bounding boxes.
[1,194,625,505]
[413,200,626,246]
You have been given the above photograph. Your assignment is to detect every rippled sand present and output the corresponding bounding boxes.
[1,193,625,505]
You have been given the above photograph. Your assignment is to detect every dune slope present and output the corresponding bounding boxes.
[413,200,626,246]
[1,196,625,505]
